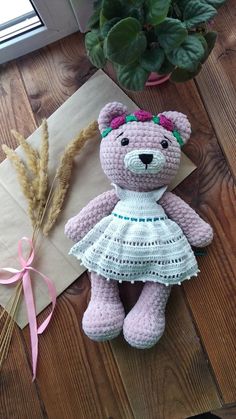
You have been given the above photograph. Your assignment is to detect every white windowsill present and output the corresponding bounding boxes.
[0,24,78,64]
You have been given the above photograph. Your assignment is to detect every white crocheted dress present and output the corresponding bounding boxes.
[69,185,199,285]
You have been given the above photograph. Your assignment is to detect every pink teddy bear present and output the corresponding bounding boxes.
[65,102,213,349]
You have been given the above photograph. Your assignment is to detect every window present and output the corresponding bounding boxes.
[0,0,42,44]
[0,0,80,64]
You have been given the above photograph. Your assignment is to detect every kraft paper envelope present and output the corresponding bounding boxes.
[0,70,196,328]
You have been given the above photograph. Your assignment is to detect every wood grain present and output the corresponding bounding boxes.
[22,273,134,419]
[17,33,96,125]
[0,62,36,160]
[213,405,236,419]
[195,0,236,179]
[112,287,221,419]
[0,327,45,419]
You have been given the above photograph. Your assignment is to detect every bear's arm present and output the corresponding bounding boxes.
[159,192,213,247]
[65,189,119,242]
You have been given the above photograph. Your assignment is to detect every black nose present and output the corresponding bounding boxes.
[139,153,153,165]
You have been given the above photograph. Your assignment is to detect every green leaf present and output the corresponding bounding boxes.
[101,17,121,37]
[128,6,145,24]
[116,62,149,90]
[146,0,171,25]
[155,18,187,52]
[170,64,202,82]
[193,31,217,63]
[94,0,102,7]
[101,0,145,21]
[158,57,175,75]
[177,0,225,13]
[85,31,106,68]
[194,34,209,62]
[87,8,100,30]
[101,0,124,20]
[183,0,217,29]
[201,0,225,8]
[174,0,190,11]
[104,17,147,64]
[204,31,217,58]
[139,48,165,72]
[99,12,107,27]
[167,35,205,71]
[129,0,144,6]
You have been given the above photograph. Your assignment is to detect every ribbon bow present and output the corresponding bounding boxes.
[0,237,56,380]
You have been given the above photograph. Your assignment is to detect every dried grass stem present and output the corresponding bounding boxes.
[11,129,39,176]
[43,120,98,234]
[2,145,36,225]
[0,118,99,371]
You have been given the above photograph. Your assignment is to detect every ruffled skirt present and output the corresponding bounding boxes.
[69,215,198,285]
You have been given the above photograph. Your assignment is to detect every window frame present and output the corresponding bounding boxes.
[70,0,94,33]
[0,0,79,64]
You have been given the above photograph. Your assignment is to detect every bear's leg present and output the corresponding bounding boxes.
[123,282,171,349]
[82,272,125,341]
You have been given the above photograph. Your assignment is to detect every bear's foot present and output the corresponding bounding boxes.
[123,310,165,349]
[82,272,125,341]
[82,300,125,341]
[123,282,171,349]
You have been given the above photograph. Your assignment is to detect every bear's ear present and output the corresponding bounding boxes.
[159,111,191,144]
[98,102,128,132]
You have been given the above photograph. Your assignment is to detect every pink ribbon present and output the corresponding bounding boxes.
[0,237,56,381]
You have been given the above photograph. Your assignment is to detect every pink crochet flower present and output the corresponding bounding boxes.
[111,115,126,129]
[134,110,153,122]
[159,115,174,131]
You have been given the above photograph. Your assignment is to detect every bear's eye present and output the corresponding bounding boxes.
[121,138,129,146]
[161,139,169,149]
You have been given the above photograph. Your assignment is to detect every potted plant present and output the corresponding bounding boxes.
[85,0,226,90]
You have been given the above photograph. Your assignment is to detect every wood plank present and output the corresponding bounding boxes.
[17,33,96,125]
[105,64,236,404]
[0,326,45,419]
[22,273,134,419]
[0,62,36,160]
[0,62,44,419]
[113,287,221,419]
[213,405,236,419]
[195,0,236,178]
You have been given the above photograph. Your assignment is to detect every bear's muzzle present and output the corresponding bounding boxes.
[124,149,166,174]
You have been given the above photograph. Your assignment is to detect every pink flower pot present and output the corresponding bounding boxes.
[145,72,170,87]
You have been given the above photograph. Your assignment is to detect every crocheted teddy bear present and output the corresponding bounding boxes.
[65,102,213,349]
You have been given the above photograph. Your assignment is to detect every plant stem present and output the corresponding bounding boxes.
[0,281,22,370]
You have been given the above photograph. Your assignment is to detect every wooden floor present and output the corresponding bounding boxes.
[0,2,236,418]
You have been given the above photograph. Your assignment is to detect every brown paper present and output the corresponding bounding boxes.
[0,70,196,328]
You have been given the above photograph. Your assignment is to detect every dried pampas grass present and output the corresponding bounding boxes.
[2,118,99,233]
[1,118,99,369]
[43,120,98,235]
[1,145,37,226]
[38,119,49,203]
[2,120,50,228]
[11,129,39,176]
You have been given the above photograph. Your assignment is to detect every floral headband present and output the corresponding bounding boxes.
[101,110,184,147]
